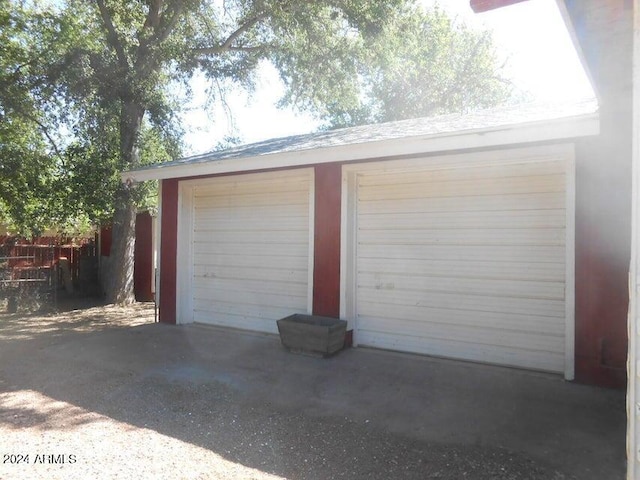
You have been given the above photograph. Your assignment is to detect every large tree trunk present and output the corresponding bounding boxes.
[105,100,144,304]
[106,185,137,304]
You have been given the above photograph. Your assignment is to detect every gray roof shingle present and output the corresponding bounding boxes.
[129,98,598,175]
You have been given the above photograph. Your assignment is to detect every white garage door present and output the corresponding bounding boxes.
[352,149,572,374]
[188,169,313,333]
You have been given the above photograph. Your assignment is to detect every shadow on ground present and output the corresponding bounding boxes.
[0,301,626,479]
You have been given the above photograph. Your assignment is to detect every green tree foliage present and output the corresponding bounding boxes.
[0,3,66,237]
[311,5,511,127]
[0,0,510,303]
[0,2,178,239]
[0,119,57,237]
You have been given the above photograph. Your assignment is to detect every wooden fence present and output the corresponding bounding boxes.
[0,236,96,308]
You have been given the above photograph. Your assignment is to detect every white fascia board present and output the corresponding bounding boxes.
[122,112,599,183]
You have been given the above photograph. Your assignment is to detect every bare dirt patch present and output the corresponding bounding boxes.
[0,300,154,341]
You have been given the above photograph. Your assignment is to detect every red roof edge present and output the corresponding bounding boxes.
[470,0,530,13]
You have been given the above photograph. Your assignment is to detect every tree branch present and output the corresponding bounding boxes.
[195,44,268,55]
[33,117,64,161]
[142,0,162,31]
[136,1,184,79]
[95,0,129,69]
[16,110,64,161]
[155,3,184,44]
[194,12,268,56]
[0,84,64,161]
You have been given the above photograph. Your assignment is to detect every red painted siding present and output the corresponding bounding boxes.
[159,179,179,324]
[312,164,342,318]
[566,0,631,389]
[574,112,631,389]
[100,225,112,256]
[134,211,154,302]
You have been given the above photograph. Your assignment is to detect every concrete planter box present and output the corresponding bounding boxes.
[277,314,347,357]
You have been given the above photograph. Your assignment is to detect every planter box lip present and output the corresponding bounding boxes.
[277,313,347,328]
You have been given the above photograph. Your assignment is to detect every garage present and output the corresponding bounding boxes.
[125,102,605,383]
[341,145,574,377]
[176,168,314,333]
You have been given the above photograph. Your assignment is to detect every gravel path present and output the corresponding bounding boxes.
[0,302,623,479]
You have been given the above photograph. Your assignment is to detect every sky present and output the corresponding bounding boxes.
[180,0,594,156]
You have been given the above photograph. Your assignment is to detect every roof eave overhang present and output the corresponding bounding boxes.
[122,112,599,183]
[470,0,530,13]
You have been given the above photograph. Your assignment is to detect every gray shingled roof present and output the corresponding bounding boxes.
[131,98,598,174]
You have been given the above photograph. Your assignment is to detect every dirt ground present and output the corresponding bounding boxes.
[0,300,626,480]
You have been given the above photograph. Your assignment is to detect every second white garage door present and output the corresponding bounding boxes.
[344,146,573,375]
[182,169,313,333]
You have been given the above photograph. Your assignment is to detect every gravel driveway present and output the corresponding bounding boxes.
[0,302,626,479]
